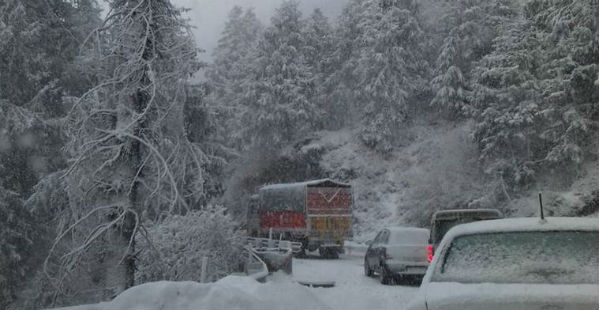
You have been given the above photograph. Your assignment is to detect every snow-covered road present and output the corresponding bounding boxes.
[62,251,420,310]
[292,254,420,309]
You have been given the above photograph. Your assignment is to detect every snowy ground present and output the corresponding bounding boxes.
[292,253,419,310]
[59,251,419,310]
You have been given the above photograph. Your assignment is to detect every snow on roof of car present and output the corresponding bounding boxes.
[431,208,502,220]
[259,178,351,191]
[386,226,429,234]
[443,217,598,240]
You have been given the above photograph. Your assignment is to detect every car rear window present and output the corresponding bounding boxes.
[432,231,599,284]
[389,230,429,245]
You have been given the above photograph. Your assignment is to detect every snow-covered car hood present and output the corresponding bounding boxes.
[423,282,599,310]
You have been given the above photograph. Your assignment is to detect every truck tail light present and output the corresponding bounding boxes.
[427,244,434,263]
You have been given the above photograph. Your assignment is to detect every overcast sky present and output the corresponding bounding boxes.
[171,0,348,62]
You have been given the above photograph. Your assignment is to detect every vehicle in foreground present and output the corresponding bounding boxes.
[427,208,502,259]
[246,179,353,258]
[364,227,430,284]
[406,217,599,310]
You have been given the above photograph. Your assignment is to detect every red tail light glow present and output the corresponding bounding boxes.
[427,244,434,263]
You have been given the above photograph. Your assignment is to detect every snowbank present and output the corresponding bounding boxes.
[59,274,330,310]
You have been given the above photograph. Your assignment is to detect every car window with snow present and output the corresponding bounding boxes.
[433,231,599,284]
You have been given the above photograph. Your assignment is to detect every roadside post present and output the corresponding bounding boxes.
[200,256,208,283]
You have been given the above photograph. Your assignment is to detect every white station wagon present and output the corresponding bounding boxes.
[406,217,599,310]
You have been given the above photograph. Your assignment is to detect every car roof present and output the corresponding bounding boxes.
[384,226,429,234]
[431,208,502,220]
[443,217,598,241]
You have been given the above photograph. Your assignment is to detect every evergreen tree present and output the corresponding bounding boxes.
[207,7,262,98]
[304,8,334,78]
[324,0,367,129]
[355,0,429,152]
[530,0,599,175]
[0,2,101,306]
[241,1,319,150]
[0,0,101,112]
[430,0,517,117]
[472,20,543,189]
[0,0,102,196]
[206,7,262,150]
[471,0,598,190]
[0,186,35,308]
[304,9,336,129]
[49,0,209,299]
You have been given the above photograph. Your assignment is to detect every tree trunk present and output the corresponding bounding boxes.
[119,15,156,289]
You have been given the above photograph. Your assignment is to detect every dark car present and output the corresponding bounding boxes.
[427,209,502,261]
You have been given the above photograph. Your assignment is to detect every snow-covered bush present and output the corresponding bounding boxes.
[136,205,244,283]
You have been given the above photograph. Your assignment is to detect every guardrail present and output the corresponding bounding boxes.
[246,237,303,254]
[244,246,270,281]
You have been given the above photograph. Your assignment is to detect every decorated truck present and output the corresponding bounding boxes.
[247,179,354,258]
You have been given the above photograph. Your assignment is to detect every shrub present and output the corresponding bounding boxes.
[136,205,244,283]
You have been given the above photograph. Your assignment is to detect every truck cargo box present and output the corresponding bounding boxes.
[247,179,354,257]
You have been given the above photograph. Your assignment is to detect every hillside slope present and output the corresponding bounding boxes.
[297,121,598,240]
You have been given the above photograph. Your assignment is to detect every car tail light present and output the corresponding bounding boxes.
[427,244,434,263]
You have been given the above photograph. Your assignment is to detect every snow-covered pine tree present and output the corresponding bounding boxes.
[323,0,367,129]
[471,19,543,190]
[0,1,102,307]
[206,6,262,151]
[51,0,208,299]
[207,6,262,98]
[530,0,599,178]
[0,104,39,307]
[430,0,517,117]
[303,9,337,129]
[0,0,101,196]
[471,0,598,191]
[0,185,35,308]
[304,9,334,76]
[0,0,101,113]
[240,1,319,150]
[355,0,429,152]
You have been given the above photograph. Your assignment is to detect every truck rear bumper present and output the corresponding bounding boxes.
[307,241,344,253]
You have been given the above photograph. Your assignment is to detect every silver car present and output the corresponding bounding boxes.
[406,217,599,310]
[364,227,430,284]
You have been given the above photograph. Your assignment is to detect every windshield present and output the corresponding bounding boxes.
[433,231,599,284]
